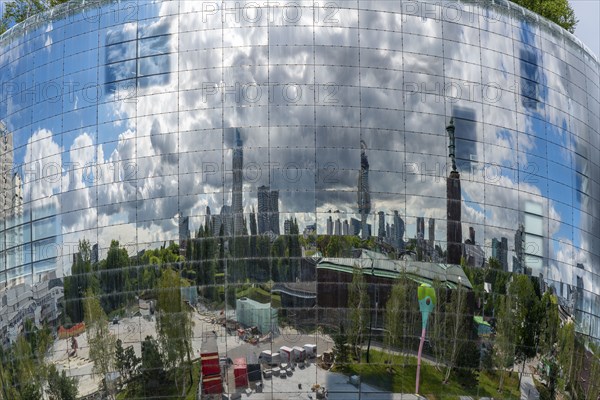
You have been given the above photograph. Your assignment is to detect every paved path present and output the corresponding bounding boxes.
[520,374,540,400]
[239,365,425,400]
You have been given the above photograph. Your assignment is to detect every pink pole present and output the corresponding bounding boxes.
[415,327,426,394]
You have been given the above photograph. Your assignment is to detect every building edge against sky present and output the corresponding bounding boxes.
[0,0,599,371]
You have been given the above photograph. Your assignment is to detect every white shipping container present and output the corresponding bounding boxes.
[279,346,293,362]
[271,352,281,365]
[292,346,306,361]
[259,350,273,363]
[303,344,317,358]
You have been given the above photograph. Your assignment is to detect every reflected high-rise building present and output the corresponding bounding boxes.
[522,202,544,276]
[1,125,26,288]
[446,118,463,265]
[452,107,478,174]
[179,215,190,254]
[204,206,211,232]
[257,185,280,235]
[392,211,404,251]
[212,205,233,237]
[258,186,270,234]
[232,129,244,236]
[416,217,425,240]
[9,173,24,275]
[378,211,385,239]
[428,218,435,245]
[492,237,509,271]
[326,216,333,236]
[349,217,362,237]
[464,227,484,268]
[513,224,525,274]
[0,123,13,220]
[334,219,341,236]
[284,219,292,235]
[91,243,99,266]
[269,190,280,235]
[358,141,371,239]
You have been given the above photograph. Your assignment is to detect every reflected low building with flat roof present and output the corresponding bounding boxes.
[0,0,599,397]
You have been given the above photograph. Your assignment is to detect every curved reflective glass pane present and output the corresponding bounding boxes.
[0,1,599,398]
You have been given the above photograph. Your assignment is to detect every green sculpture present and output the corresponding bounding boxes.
[416,283,436,394]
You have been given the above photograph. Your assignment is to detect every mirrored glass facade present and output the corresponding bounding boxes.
[0,0,599,398]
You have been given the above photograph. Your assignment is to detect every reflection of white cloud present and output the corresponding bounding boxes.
[68,133,95,189]
[23,128,62,202]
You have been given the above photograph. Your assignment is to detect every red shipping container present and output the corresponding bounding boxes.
[234,358,248,388]
[201,336,220,376]
[202,374,223,395]
[201,353,220,376]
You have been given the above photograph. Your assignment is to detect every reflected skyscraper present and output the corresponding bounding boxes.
[349,218,362,237]
[269,190,279,235]
[378,211,385,239]
[416,217,425,239]
[452,107,478,173]
[464,227,484,268]
[179,215,190,254]
[257,185,280,235]
[392,211,404,251]
[1,125,25,287]
[446,118,463,265]
[0,123,13,220]
[492,237,508,271]
[358,141,371,239]
[232,129,244,236]
[205,206,211,232]
[258,186,270,234]
[284,219,292,235]
[428,218,435,245]
[212,205,233,237]
[513,224,525,274]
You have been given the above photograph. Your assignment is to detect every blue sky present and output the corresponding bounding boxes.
[572,0,600,57]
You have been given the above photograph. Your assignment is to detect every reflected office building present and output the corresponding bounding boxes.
[0,0,599,398]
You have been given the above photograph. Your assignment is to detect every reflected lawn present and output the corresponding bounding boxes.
[333,349,520,399]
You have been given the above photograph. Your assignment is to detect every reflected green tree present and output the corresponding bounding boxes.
[385,276,409,364]
[64,239,98,323]
[84,289,116,396]
[140,335,165,396]
[348,267,369,362]
[46,364,78,400]
[493,294,516,392]
[156,268,193,395]
[510,275,541,387]
[443,279,469,383]
[100,240,130,312]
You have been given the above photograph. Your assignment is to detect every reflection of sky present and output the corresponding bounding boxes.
[0,1,598,303]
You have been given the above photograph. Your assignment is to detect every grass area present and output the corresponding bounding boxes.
[116,361,200,400]
[334,350,521,400]
[235,285,282,308]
